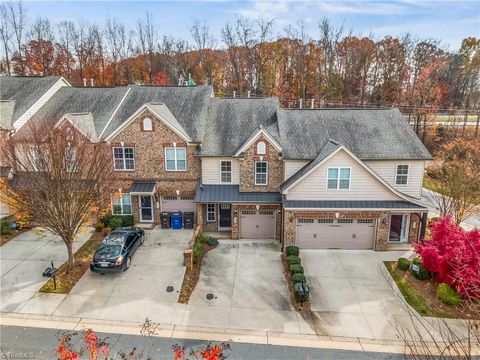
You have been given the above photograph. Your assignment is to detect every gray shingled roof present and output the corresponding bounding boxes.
[148,103,190,140]
[102,85,213,141]
[0,76,63,123]
[20,87,130,138]
[277,108,432,160]
[280,139,341,192]
[283,200,425,209]
[200,98,279,156]
[0,100,15,129]
[195,184,282,203]
[64,113,98,141]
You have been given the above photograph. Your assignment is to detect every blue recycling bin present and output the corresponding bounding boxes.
[171,212,183,230]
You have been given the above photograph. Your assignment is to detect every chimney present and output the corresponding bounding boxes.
[233,91,236,98]
[247,90,251,98]
[83,78,87,87]
[299,98,303,109]
[90,78,94,87]
[311,98,315,109]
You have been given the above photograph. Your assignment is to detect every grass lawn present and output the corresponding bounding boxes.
[39,231,104,294]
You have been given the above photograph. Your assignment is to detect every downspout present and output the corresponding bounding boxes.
[419,212,428,241]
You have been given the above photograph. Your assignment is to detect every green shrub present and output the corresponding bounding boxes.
[1,220,13,235]
[436,283,462,306]
[192,241,203,263]
[102,227,112,236]
[397,257,411,271]
[411,265,431,281]
[108,216,123,230]
[289,264,304,275]
[198,233,210,243]
[294,282,310,302]
[292,273,306,283]
[94,222,105,232]
[287,255,301,265]
[121,215,134,227]
[412,257,422,266]
[207,237,218,247]
[101,214,112,226]
[285,245,299,257]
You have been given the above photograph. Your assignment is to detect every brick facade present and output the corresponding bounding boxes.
[0,130,10,167]
[239,135,283,193]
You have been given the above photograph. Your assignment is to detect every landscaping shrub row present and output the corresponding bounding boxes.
[95,214,134,235]
[283,245,310,308]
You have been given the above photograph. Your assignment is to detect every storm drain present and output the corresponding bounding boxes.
[166,286,174,292]
[206,293,214,300]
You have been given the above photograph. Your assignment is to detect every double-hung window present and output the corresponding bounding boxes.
[113,147,135,171]
[207,204,216,222]
[255,161,268,185]
[112,193,132,215]
[327,167,351,189]
[165,147,186,171]
[395,164,409,185]
[220,160,232,183]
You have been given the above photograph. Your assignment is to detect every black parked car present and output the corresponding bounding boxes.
[90,227,145,274]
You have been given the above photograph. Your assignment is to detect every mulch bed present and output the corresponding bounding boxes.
[39,231,104,294]
[178,241,216,304]
[0,227,31,246]
[388,261,479,320]
[281,253,310,313]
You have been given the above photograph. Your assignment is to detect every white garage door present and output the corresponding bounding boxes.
[296,218,375,249]
[240,210,276,239]
[161,196,196,214]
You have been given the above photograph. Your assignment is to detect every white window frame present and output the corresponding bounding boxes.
[256,141,266,155]
[395,164,409,185]
[207,203,216,222]
[65,147,77,172]
[220,160,232,183]
[165,147,187,171]
[113,147,135,171]
[111,193,132,215]
[255,161,268,186]
[143,117,153,131]
[326,167,351,190]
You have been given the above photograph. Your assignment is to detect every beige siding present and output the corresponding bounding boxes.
[286,149,401,201]
[284,160,308,181]
[365,160,426,199]
[201,157,240,184]
[13,78,70,130]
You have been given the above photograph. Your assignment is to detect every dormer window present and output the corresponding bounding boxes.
[256,141,266,155]
[142,117,153,131]
[66,127,73,142]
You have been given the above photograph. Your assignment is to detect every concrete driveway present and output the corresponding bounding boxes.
[47,227,191,323]
[302,249,426,340]
[0,228,91,313]
[186,240,314,334]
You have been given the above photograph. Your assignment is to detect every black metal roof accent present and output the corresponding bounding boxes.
[130,182,156,194]
[194,184,282,203]
[283,200,426,209]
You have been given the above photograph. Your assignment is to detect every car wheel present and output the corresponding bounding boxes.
[124,256,131,271]
[140,234,145,245]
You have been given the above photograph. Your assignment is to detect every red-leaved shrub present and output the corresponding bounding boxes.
[415,216,480,299]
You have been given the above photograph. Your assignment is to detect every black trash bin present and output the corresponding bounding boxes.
[160,212,171,229]
[183,212,194,229]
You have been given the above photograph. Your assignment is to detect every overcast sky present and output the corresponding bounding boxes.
[24,0,480,50]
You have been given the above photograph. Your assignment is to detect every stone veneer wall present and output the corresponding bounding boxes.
[408,213,421,243]
[231,204,281,240]
[283,210,390,251]
[239,135,283,193]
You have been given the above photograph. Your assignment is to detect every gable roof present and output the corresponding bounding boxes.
[277,108,432,160]
[0,76,67,125]
[55,113,99,141]
[234,125,282,156]
[280,139,341,191]
[17,86,130,138]
[105,102,192,142]
[101,85,213,141]
[0,100,15,129]
[201,97,279,156]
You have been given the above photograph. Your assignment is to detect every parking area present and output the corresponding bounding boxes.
[0,228,92,313]
[302,249,426,340]
[186,240,314,334]
[49,227,191,323]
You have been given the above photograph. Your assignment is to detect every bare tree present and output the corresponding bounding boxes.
[284,20,310,99]
[190,18,216,84]
[222,22,242,92]
[136,12,157,83]
[58,20,75,78]
[0,3,13,75]
[0,124,114,272]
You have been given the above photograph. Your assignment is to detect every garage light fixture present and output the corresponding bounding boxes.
[335,212,340,219]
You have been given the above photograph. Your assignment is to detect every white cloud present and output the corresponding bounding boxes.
[233,0,290,19]
[315,1,409,15]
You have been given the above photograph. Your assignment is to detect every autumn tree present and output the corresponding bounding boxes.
[0,124,114,272]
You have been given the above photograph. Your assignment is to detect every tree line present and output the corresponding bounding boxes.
[1,1,479,116]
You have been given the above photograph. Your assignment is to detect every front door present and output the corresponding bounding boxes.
[218,204,231,230]
[389,214,409,242]
[139,195,153,222]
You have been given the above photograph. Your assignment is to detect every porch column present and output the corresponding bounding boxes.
[420,212,428,240]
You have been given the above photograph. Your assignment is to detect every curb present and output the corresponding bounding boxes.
[3,312,477,355]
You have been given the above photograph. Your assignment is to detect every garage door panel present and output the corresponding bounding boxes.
[240,210,275,239]
[162,196,196,214]
[297,219,374,249]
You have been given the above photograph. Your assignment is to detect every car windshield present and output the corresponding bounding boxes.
[102,232,126,245]
[95,244,122,258]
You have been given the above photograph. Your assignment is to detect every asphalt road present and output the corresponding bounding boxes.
[0,325,409,360]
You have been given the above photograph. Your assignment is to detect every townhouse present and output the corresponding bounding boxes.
[1,76,432,251]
